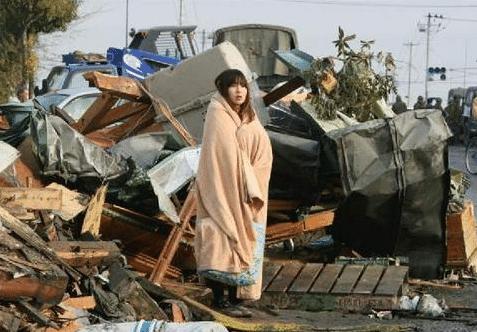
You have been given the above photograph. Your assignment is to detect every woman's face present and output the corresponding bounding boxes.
[227,82,247,107]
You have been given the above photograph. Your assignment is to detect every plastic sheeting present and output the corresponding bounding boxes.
[30,111,129,183]
[264,101,340,200]
[329,109,452,278]
[109,132,182,170]
[0,141,19,173]
[148,147,201,223]
[79,320,228,332]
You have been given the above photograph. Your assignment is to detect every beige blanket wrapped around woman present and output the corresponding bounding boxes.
[195,93,273,300]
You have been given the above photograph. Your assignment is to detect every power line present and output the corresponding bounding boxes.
[258,0,477,8]
[443,17,477,23]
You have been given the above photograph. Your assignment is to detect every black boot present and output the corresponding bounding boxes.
[205,278,225,307]
[228,286,252,318]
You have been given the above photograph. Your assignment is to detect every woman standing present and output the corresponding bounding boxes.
[194,69,273,317]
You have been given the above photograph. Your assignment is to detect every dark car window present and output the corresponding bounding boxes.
[46,67,69,90]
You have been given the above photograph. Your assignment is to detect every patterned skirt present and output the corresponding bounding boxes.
[199,222,265,286]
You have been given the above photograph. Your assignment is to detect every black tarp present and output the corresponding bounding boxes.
[265,102,340,201]
[329,109,452,278]
[30,111,129,183]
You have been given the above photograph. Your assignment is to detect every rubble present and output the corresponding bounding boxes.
[0,34,475,331]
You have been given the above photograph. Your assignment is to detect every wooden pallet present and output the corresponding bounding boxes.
[260,262,408,312]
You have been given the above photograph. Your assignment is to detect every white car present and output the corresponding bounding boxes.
[34,87,102,121]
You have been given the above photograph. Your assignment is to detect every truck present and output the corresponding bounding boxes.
[35,26,199,96]
[212,24,302,91]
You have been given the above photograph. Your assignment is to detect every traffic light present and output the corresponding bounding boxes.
[428,67,446,80]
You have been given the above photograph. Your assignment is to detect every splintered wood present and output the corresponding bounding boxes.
[260,261,408,312]
[46,183,89,220]
[81,185,108,237]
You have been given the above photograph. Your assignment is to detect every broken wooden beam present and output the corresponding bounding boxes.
[263,76,305,106]
[0,187,62,210]
[61,296,96,310]
[266,209,335,243]
[0,270,67,305]
[83,102,150,134]
[127,252,183,280]
[89,106,156,142]
[268,199,302,212]
[139,84,197,146]
[149,191,197,284]
[81,185,108,238]
[48,241,121,268]
[0,206,81,280]
[71,94,118,133]
[84,71,148,101]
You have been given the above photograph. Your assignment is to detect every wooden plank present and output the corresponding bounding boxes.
[136,122,164,135]
[84,102,149,134]
[49,241,121,267]
[46,183,89,220]
[84,71,147,101]
[0,187,62,210]
[288,263,323,293]
[266,262,303,292]
[263,76,305,106]
[261,263,283,292]
[61,296,96,310]
[331,264,364,294]
[140,85,197,146]
[149,190,197,284]
[268,199,301,212]
[89,108,155,142]
[353,265,385,295]
[374,266,409,296]
[266,209,334,244]
[309,264,344,294]
[81,185,108,237]
[72,94,118,133]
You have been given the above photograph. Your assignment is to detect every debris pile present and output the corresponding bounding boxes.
[0,28,474,330]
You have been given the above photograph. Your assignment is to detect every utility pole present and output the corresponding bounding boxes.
[179,0,184,26]
[424,13,431,102]
[420,13,444,102]
[202,29,206,52]
[464,40,468,89]
[125,0,129,47]
[404,42,418,106]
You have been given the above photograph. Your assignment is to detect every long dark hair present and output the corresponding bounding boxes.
[214,69,255,122]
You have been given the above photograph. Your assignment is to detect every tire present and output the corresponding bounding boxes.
[465,136,477,174]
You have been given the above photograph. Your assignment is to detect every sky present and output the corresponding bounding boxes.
[37,0,477,105]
